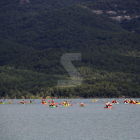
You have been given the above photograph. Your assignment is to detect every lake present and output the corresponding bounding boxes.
[0,99,140,140]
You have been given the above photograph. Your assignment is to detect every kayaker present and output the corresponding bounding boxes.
[115,99,117,103]
[136,100,139,103]
[130,99,135,103]
[42,99,46,103]
[0,101,3,103]
[8,101,12,104]
[124,99,128,103]
[112,99,114,103]
[50,100,55,106]
[81,101,84,106]
[63,100,65,105]
[30,100,33,103]
[106,102,108,107]
[21,100,24,103]
[52,102,55,106]
[65,101,68,105]
[108,102,112,106]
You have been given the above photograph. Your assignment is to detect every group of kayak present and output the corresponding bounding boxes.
[112,99,119,104]
[92,99,98,102]
[1,99,140,108]
[0,100,13,104]
[20,100,34,104]
[124,99,140,104]
[104,99,140,109]
[61,100,70,107]
[104,99,119,108]
[41,99,47,105]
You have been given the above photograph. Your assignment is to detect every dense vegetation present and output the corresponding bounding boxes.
[0,0,140,99]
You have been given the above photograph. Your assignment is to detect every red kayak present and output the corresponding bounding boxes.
[104,106,113,109]
[131,103,136,104]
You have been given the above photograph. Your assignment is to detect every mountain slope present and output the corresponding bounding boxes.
[1,0,140,98]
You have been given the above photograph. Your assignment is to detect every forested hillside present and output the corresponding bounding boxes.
[0,0,140,99]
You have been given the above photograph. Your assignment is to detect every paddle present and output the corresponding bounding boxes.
[104,100,106,102]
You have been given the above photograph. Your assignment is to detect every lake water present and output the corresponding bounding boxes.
[0,99,140,140]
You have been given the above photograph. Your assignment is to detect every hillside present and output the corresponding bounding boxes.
[0,0,140,99]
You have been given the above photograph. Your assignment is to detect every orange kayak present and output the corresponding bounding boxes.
[104,106,113,109]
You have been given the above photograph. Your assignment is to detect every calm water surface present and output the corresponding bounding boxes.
[0,99,140,140]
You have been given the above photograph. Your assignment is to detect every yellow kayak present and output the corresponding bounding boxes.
[136,103,140,104]
[92,100,98,102]
[8,101,12,104]
[64,104,69,107]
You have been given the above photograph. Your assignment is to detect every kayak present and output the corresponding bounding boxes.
[41,102,47,104]
[49,105,56,108]
[92,100,98,102]
[112,102,119,104]
[0,103,7,104]
[80,105,85,107]
[124,102,129,104]
[136,103,140,104]
[64,104,69,107]
[29,102,34,103]
[104,106,113,109]
[21,103,25,105]
[130,103,136,104]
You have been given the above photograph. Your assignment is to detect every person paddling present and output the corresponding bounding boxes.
[30,100,33,103]
[106,102,109,107]
[50,99,55,106]
[8,100,12,104]
[21,100,25,104]
[108,102,112,106]
[65,101,68,106]
[112,99,115,103]
[63,100,66,105]
[115,99,117,104]
[124,99,128,103]
[81,101,84,106]
[42,99,46,104]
